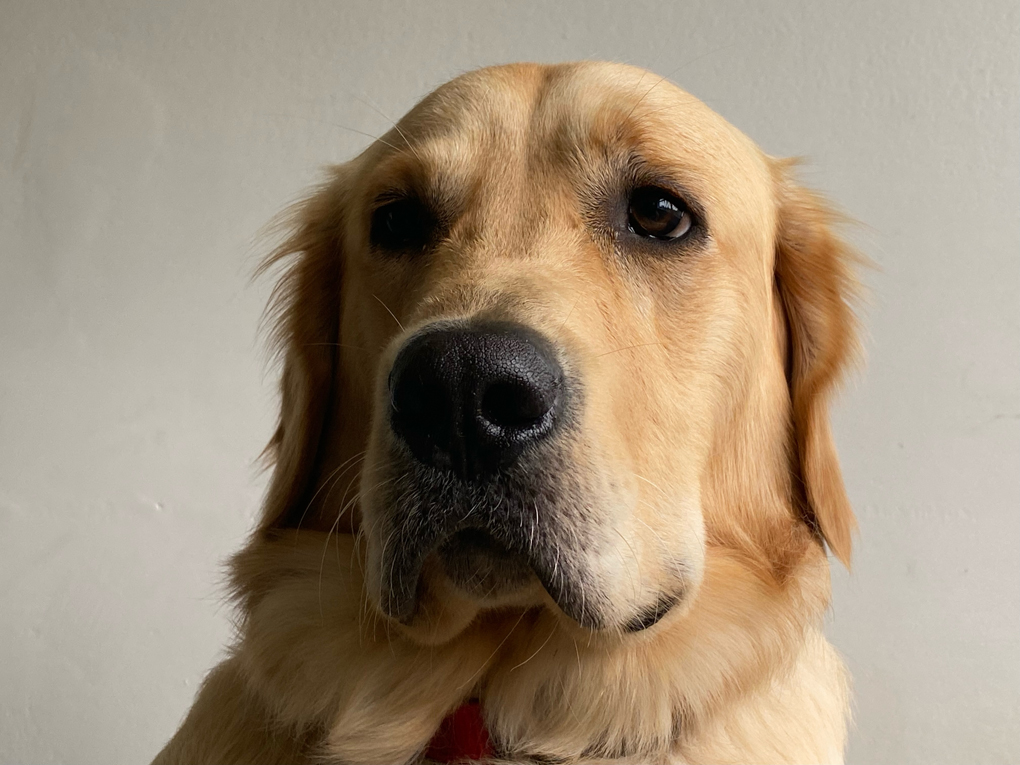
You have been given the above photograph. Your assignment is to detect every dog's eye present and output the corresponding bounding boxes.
[627,186,692,240]
[370,197,433,251]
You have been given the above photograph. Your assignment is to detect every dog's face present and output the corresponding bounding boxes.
[260,62,858,643]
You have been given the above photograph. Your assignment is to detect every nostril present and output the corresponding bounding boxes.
[480,378,559,431]
[390,344,457,464]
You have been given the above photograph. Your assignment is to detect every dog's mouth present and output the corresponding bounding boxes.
[436,528,535,598]
[368,446,693,636]
[370,445,611,631]
[375,478,606,630]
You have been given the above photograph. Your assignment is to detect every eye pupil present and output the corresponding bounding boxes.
[628,186,692,240]
[371,197,432,251]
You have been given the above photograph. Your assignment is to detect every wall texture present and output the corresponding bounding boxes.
[1,1,1017,763]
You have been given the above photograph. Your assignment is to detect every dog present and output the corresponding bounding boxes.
[153,61,861,764]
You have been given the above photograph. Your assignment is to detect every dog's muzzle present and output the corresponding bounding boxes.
[380,320,593,623]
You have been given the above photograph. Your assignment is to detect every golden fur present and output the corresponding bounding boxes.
[154,62,861,764]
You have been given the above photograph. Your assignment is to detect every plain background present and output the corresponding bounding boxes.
[1,1,1017,763]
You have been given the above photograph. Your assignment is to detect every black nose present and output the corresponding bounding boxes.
[389,322,565,480]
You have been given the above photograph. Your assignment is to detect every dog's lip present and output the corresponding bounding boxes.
[382,526,534,621]
[622,592,681,632]
[439,528,524,563]
[380,521,605,630]
[435,528,535,593]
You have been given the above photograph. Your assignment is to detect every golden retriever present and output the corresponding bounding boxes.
[154,61,861,764]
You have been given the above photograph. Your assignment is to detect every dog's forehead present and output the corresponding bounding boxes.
[385,62,771,189]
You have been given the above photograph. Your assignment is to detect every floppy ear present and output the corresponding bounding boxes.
[773,162,862,567]
[256,167,350,533]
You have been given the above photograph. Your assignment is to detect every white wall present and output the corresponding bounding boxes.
[1,2,1016,763]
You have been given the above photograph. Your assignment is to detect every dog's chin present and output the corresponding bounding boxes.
[365,449,689,640]
[371,512,688,640]
[437,529,537,601]
[378,540,543,646]
[380,531,687,646]
[387,531,544,639]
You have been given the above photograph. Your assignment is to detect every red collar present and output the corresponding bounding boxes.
[424,700,493,763]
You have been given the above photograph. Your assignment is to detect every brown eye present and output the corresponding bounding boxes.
[370,197,434,251]
[627,186,692,240]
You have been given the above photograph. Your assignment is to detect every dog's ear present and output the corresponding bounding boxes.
[773,162,862,567]
[255,167,349,532]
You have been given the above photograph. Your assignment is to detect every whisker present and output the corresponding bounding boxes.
[317,475,394,630]
[510,622,557,673]
[593,341,663,359]
[353,526,372,645]
[610,523,644,604]
[632,502,687,581]
[457,611,527,692]
[556,639,586,728]
[562,521,588,633]
[294,451,367,534]
[623,44,739,123]
[256,112,405,153]
[318,499,349,621]
[318,457,367,521]
[558,297,581,333]
[632,472,668,498]
[303,342,373,352]
[347,93,425,165]
[372,293,405,332]
[625,71,672,123]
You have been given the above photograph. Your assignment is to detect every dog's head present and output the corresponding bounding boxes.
[256,62,859,643]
